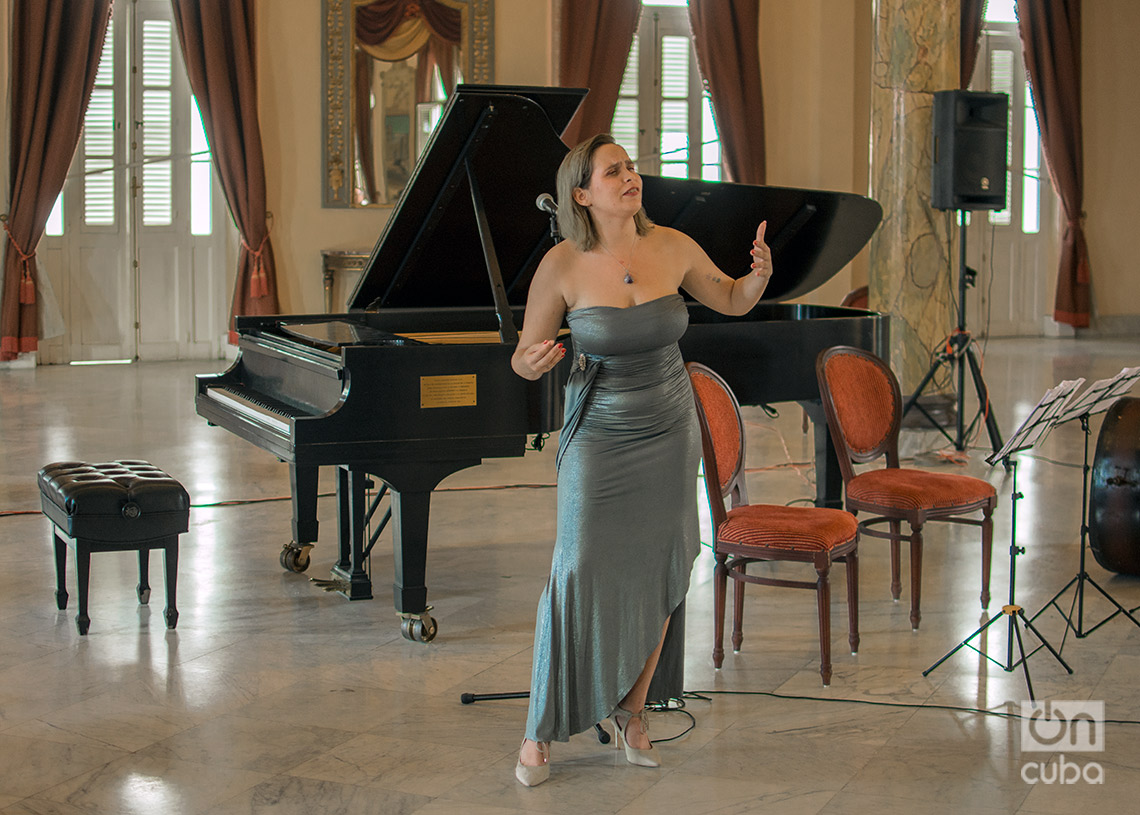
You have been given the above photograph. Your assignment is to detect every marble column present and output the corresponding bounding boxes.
[869,0,959,394]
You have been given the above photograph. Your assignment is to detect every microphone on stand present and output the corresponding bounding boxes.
[535,193,558,215]
[536,193,561,243]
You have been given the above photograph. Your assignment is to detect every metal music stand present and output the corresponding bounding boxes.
[923,379,1084,700]
[1029,367,1140,648]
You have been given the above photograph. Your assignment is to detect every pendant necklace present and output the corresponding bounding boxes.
[599,234,638,284]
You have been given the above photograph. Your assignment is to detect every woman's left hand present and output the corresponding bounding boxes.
[750,221,772,280]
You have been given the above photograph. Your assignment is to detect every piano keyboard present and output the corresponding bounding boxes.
[205,385,312,435]
[395,328,571,345]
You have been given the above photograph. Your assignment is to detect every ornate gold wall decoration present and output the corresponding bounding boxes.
[322,0,496,208]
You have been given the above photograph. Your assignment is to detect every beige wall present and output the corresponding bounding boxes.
[257,0,554,315]
[1082,1,1140,325]
[0,1,1131,330]
[760,0,872,305]
[258,0,378,315]
[258,0,875,315]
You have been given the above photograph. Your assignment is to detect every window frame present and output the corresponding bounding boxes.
[612,3,721,180]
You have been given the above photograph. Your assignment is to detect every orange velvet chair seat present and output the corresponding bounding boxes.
[846,469,996,512]
[719,505,858,552]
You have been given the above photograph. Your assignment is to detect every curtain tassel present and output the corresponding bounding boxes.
[250,265,269,299]
[241,230,271,299]
[20,272,35,305]
[4,220,36,305]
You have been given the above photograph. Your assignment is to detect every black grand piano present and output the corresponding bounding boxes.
[196,85,886,641]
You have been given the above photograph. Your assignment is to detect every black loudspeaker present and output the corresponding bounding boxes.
[931,90,1009,211]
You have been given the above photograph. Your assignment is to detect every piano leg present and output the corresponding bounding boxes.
[383,459,480,641]
[282,464,320,572]
[329,467,375,600]
[323,460,480,639]
[290,464,320,543]
[391,488,431,608]
[801,400,844,509]
[388,488,440,642]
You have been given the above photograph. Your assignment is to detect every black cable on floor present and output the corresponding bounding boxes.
[679,689,1140,726]
[645,696,698,742]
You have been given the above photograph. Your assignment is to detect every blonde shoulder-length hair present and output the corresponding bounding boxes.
[555,134,654,252]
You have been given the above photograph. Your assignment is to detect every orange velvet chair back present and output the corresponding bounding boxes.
[816,346,903,479]
[687,362,747,523]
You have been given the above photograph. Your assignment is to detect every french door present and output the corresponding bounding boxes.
[38,0,230,364]
[963,23,1058,339]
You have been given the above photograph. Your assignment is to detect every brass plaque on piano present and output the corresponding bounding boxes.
[420,374,477,408]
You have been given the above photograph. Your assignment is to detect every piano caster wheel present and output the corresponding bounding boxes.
[280,543,313,574]
[400,612,437,643]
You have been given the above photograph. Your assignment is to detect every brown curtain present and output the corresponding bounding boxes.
[559,0,641,147]
[356,0,461,47]
[689,0,766,184]
[356,0,461,104]
[961,0,986,88]
[1018,0,1090,327]
[354,49,381,204]
[172,0,279,341]
[418,35,459,101]
[1,0,112,360]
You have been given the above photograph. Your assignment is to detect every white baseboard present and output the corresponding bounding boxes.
[0,351,36,369]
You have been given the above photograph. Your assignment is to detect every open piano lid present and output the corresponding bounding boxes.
[347,83,883,313]
[348,85,586,313]
[640,176,883,302]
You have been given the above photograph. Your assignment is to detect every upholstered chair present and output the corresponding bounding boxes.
[816,345,996,630]
[688,362,859,686]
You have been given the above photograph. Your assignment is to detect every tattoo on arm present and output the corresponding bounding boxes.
[705,272,726,284]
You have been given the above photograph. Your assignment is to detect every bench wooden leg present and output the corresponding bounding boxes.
[163,540,179,629]
[53,530,68,610]
[75,541,91,636]
[137,549,151,605]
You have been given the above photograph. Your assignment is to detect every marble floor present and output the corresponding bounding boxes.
[1,336,1138,814]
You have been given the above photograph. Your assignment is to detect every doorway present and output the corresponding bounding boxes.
[37,0,231,364]
[963,18,1059,340]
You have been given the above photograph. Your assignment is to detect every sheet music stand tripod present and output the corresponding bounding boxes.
[1029,368,1140,647]
[923,381,1079,700]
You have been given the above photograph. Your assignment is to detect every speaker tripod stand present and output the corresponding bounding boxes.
[903,212,1003,457]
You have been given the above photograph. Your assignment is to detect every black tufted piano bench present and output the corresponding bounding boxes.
[38,460,189,635]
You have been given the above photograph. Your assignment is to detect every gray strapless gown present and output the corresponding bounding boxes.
[525,293,701,743]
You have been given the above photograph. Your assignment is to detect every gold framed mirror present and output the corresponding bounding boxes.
[322,0,495,208]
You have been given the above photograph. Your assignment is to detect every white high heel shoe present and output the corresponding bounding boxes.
[515,740,550,786]
[609,706,660,768]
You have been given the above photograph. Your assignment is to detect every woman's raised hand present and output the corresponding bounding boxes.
[750,221,772,280]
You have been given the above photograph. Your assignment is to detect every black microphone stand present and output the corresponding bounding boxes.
[459,194,611,745]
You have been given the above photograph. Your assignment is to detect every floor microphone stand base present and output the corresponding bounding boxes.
[458,691,611,744]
